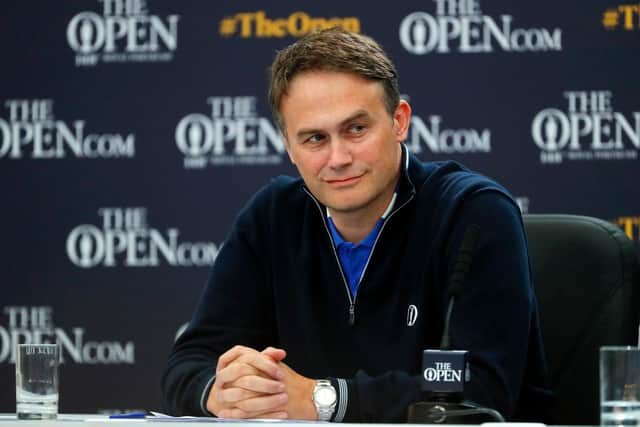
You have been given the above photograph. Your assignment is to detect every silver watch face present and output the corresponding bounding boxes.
[316,387,337,406]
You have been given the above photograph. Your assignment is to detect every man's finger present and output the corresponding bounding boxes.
[216,345,253,373]
[241,351,284,380]
[216,362,260,385]
[217,386,260,403]
[231,374,285,394]
[208,377,283,416]
[218,347,283,380]
[234,392,288,413]
[221,351,283,381]
[261,347,286,362]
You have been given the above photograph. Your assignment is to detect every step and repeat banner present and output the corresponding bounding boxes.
[1,0,639,414]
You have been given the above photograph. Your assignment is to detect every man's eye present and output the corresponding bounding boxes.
[305,134,325,143]
[349,124,366,134]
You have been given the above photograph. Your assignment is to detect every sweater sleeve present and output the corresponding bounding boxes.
[329,191,549,422]
[160,193,276,416]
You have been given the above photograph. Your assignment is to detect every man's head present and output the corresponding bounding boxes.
[268,28,411,225]
[269,27,400,134]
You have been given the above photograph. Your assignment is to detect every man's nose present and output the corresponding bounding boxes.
[327,139,352,169]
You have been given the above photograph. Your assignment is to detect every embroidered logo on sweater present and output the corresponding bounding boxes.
[407,305,418,326]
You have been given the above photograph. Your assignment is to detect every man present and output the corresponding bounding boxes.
[161,28,550,422]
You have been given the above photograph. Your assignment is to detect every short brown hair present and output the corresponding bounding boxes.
[268,27,400,132]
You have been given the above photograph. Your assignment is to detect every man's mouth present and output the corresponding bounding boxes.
[325,174,364,186]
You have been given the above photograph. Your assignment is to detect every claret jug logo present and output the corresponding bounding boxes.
[66,207,221,268]
[602,5,640,30]
[218,11,361,38]
[67,0,180,66]
[176,96,285,168]
[0,306,134,365]
[531,91,640,164]
[0,99,135,159]
[400,0,562,54]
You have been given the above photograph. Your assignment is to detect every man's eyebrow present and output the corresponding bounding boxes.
[339,110,370,127]
[295,110,371,140]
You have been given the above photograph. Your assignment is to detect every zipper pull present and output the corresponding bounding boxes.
[349,304,355,325]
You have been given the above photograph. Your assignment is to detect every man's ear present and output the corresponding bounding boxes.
[393,100,412,143]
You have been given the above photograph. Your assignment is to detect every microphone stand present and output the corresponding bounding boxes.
[407,225,505,424]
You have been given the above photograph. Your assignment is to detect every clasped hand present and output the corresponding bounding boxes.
[206,345,316,420]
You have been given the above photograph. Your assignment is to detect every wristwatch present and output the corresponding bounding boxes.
[312,379,337,421]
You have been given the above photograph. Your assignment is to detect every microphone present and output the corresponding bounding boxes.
[407,225,504,424]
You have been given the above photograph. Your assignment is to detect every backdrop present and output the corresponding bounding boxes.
[1,0,638,414]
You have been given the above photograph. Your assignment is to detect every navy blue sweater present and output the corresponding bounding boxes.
[161,147,550,422]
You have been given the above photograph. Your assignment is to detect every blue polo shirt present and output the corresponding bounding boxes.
[327,193,397,298]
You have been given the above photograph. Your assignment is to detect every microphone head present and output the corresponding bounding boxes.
[446,224,480,299]
[459,224,480,253]
[447,281,464,299]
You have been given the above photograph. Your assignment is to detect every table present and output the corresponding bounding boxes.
[0,414,575,427]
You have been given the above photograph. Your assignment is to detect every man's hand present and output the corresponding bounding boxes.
[207,345,288,419]
[206,345,318,421]
[276,360,317,420]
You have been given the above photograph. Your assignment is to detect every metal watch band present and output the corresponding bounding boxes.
[313,379,337,421]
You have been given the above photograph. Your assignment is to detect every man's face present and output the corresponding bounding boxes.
[280,71,410,217]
